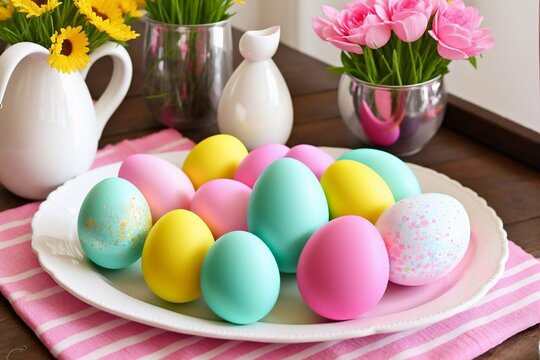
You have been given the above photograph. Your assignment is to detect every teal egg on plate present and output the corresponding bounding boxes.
[338,148,421,201]
[200,231,280,325]
[77,177,152,269]
[248,158,329,273]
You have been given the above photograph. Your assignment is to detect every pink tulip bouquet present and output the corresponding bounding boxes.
[313,0,494,86]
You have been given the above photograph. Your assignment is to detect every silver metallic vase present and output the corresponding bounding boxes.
[339,75,447,156]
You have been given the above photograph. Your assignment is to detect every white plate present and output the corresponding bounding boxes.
[31,148,509,343]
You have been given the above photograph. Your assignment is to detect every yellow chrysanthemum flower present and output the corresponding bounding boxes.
[74,0,139,41]
[48,26,90,73]
[102,22,139,41]
[134,0,144,10]
[0,1,14,20]
[11,0,60,18]
[234,0,245,4]
[118,0,141,18]
[75,0,122,21]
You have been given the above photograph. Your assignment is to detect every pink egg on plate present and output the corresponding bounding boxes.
[118,154,195,223]
[191,179,252,239]
[285,144,334,179]
[376,193,470,286]
[234,143,289,188]
[297,215,389,320]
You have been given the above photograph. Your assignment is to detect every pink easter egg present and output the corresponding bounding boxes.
[191,179,252,239]
[297,216,389,320]
[285,144,335,179]
[118,154,195,223]
[234,143,289,188]
[376,193,470,286]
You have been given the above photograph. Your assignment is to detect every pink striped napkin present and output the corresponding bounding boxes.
[1,129,539,360]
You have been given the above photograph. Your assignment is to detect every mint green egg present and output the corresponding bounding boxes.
[248,158,329,273]
[338,148,421,201]
[200,231,280,325]
[77,177,152,269]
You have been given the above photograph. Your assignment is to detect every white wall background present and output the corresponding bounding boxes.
[232,0,540,134]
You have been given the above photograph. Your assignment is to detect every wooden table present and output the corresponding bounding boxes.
[1,25,538,359]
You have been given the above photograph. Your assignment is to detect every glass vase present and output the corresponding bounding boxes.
[338,75,447,156]
[142,18,233,130]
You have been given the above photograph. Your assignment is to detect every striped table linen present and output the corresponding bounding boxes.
[0,129,539,359]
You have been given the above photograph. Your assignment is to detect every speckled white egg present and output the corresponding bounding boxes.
[375,193,470,286]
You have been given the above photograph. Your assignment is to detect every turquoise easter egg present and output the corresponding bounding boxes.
[77,177,152,269]
[200,231,280,324]
[248,158,329,273]
[338,148,421,201]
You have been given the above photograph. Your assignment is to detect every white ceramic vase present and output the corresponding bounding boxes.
[217,26,293,150]
[0,42,132,199]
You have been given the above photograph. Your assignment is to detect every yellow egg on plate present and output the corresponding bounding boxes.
[182,134,248,189]
[320,160,394,223]
[142,209,214,303]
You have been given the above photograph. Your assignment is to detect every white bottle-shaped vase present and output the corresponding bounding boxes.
[217,26,293,150]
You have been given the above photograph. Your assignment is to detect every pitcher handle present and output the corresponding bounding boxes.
[81,42,132,136]
[0,42,49,106]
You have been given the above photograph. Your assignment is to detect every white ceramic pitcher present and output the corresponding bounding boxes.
[0,42,132,199]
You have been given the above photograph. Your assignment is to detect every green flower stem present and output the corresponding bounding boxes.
[416,52,423,80]
[396,37,403,85]
[376,47,393,74]
[363,47,376,83]
[146,0,237,25]
[392,49,403,86]
[379,71,393,85]
[408,42,417,84]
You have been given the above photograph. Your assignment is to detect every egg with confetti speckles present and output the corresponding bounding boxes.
[77,177,152,269]
[375,193,470,286]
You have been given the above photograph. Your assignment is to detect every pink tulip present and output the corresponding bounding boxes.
[429,0,494,60]
[312,1,391,53]
[346,2,392,49]
[375,0,435,42]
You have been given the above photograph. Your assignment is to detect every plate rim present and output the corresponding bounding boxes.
[30,149,509,343]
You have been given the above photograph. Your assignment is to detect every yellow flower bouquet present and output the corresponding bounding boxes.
[0,0,140,73]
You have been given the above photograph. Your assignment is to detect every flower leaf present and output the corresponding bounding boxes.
[468,56,477,69]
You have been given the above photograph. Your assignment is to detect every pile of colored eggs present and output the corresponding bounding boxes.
[77,134,471,324]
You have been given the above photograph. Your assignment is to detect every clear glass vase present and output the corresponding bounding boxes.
[338,75,447,156]
[142,18,233,130]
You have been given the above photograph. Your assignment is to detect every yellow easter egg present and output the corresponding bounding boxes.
[182,134,248,189]
[320,160,394,223]
[142,209,214,303]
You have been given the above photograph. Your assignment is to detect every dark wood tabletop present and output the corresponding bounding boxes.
[1,23,539,359]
